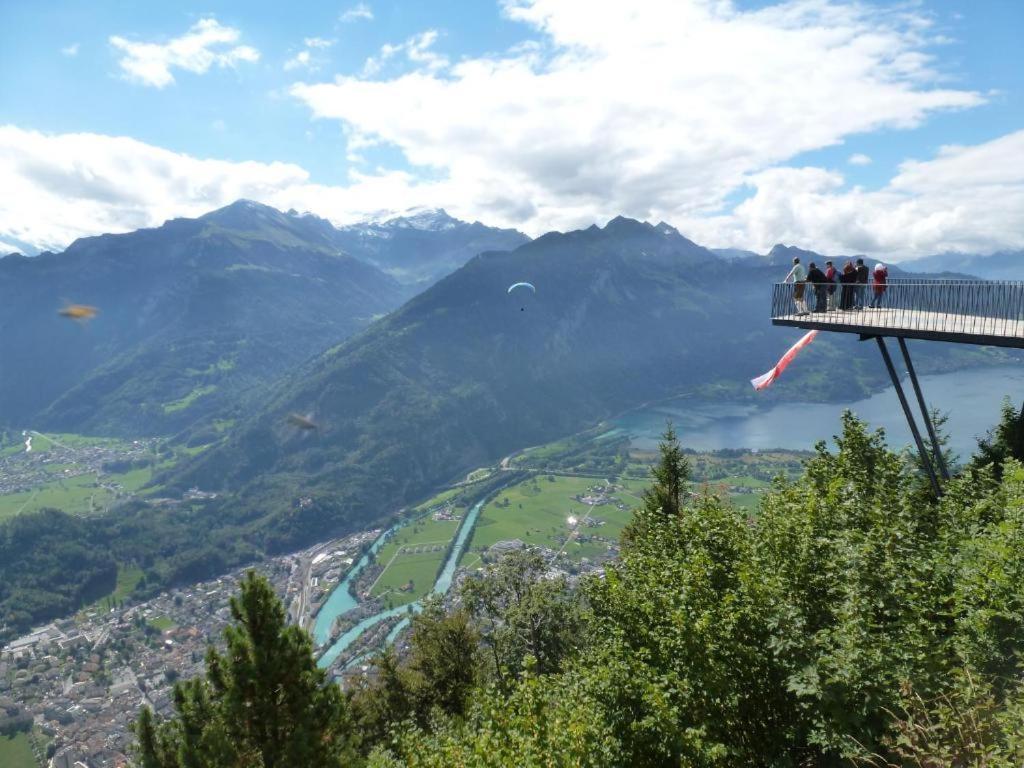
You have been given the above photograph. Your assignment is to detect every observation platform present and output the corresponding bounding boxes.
[769,279,1024,497]
[771,280,1024,349]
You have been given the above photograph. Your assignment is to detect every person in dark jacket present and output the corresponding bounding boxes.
[807,262,828,313]
[854,258,869,310]
[824,260,837,310]
[839,261,857,310]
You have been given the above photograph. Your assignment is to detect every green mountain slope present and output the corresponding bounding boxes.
[0,201,526,436]
[169,217,1002,550]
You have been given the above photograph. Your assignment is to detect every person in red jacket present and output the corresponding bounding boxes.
[824,260,837,310]
[870,263,888,308]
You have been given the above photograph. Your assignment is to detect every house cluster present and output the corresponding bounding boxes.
[0,436,159,498]
[0,530,374,768]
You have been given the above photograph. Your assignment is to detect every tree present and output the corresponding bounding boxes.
[972,398,1024,480]
[133,571,356,768]
[460,548,587,690]
[351,596,480,754]
[641,423,690,518]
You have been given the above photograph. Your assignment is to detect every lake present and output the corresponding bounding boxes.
[610,365,1024,460]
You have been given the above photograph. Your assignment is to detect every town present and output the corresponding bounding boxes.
[0,529,377,768]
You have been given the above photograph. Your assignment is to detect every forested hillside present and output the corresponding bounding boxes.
[168,216,1005,551]
[0,201,526,436]
[135,408,1024,767]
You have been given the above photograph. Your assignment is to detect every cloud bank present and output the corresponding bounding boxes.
[3,123,1022,260]
[5,0,1022,259]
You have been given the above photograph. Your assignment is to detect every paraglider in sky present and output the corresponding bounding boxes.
[286,413,319,431]
[58,304,98,322]
[507,281,536,311]
[750,330,818,390]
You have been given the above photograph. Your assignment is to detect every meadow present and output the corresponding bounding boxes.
[459,474,634,569]
[0,732,38,768]
[368,516,461,607]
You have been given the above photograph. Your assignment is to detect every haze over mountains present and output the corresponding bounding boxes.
[162,215,1004,551]
[0,201,526,435]
[0,200,1016,635]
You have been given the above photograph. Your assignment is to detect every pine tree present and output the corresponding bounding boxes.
[973,398,1024,480]
[641,423,690,517]
[133,571,356,768]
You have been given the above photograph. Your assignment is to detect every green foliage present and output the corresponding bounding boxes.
[973,398,1024,480]
[858,670,1024,768]
[372,668,622,767]
[351,598,480,753]
[133,571,356,768]
[371,416,1024,766]
[640,421,690,518]
[461,549,588,689]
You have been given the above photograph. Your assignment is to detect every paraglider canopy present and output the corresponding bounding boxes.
[507,282,536,294]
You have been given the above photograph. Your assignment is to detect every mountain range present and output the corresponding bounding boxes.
[2,202,1017,634]
[901,250,1024,280]
[0,201,526,435]
[161,216,1006,551]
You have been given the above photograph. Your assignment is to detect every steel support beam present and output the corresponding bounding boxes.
[898,337,950,481]
[875,337,942,497]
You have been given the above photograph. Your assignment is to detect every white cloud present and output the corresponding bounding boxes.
[3,124,1023,260]
[0,126,308,252]
[61,43,79,57]
[340,3,373,23]
[284,38,335,71]
[682,131,1024,258]
[291,0,984,239]
[361,30,448,76]
[212,118,227,132]
[848,153,872,166]
[284,50,312,71]
[109,18,259,88]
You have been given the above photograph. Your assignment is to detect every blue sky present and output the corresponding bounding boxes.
[1,0,1022,258]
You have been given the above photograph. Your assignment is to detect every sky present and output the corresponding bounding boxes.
[1,0,1022,260]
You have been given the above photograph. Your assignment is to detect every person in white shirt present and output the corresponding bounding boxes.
[784,257,809,315]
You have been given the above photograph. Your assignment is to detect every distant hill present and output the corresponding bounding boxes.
[330,208,529,287]
[165,217,1004,551]
[0,201,525,435]
[900,251,1024,280]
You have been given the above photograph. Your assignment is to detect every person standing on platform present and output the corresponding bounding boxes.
[870,263,888,308]
[854,258,869,310]
[785,257,808,315]
[807,262,828,313]
[824,260,837,310]
[839,261,857,310]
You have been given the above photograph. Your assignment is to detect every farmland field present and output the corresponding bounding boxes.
[0,732,36,768]
[368,515,461,607]
[459,474,633,569]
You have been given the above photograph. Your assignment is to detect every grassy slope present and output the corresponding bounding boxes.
[0,733,36,768]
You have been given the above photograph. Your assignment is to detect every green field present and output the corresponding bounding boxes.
[162,384,217,414]
[368,516,461,607]
[0,473,113,521]
[460,474,634,569]
[149,615,176,631]
[0,732,37,768]
[0,432,179,522]
[85,564,144,614]
[413,485,469,514]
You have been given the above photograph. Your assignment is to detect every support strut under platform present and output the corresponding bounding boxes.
[897,337,950,481]
[875,337,942,497]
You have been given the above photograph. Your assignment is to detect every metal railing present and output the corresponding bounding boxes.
[770,279,1024,340]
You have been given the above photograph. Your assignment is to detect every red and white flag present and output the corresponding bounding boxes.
[751,330,819,391]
